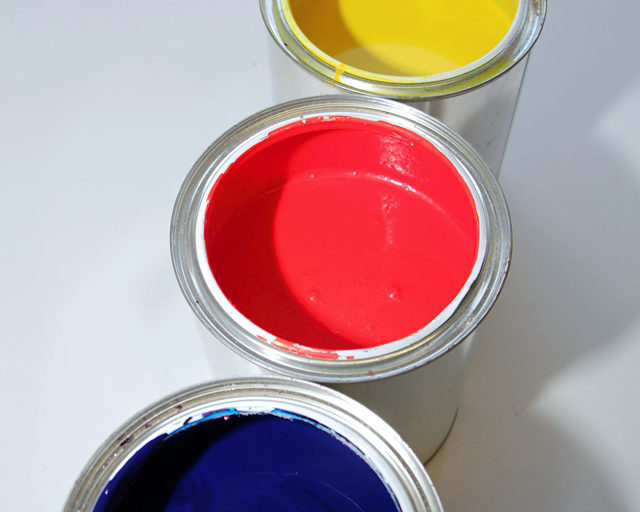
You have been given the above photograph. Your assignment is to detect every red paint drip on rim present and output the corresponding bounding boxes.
[272,338,341,360]
[204,116,479,352]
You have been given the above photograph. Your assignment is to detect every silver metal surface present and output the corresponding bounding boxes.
[261,0,546,174]
[63,377,443,512]
[171,96,512,462]
[198,321,478,461]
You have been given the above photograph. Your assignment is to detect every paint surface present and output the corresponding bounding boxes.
[94,413,399,512]
[288,0,517,76]
[204,116,480,352]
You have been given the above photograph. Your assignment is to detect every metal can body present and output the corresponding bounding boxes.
[64,377,443,512]
[261,0,546,174]
[199,322,478,462]
[172,96,512,462]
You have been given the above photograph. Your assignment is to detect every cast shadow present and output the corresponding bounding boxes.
[426,4,640,509]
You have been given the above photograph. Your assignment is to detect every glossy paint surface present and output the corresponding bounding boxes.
[288,0,517,76]
[204,116,479,351]
[93,413,399,512]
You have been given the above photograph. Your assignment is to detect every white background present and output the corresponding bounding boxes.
[2,1,640,511]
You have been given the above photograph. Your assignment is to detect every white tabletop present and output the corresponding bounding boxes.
[2,1,639,511]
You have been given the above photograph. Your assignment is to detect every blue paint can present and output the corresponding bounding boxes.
[64,378,443,511]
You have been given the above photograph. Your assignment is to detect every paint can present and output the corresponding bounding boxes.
[260,0,546,174]
[64,377,443,511]
[171,96,511,462]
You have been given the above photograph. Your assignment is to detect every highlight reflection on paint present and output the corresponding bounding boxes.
[287,0,518,76]
[204,116,480,352]
[93,412,400,512]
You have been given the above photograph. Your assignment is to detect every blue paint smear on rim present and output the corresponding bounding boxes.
[93,409,400,512]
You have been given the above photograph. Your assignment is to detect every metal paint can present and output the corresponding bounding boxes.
[260,0,546,174]
[63,377,443,511]
[171,96,511,462]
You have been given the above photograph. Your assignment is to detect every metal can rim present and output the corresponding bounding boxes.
[63,377,443,512]
[260,0,546,100]
[171,96,511,382]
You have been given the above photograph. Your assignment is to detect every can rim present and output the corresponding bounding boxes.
[260,0,546,100]
[63,377,443,512]
[171,96,511,382]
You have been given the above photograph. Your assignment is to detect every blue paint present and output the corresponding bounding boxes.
[94,411,400,512]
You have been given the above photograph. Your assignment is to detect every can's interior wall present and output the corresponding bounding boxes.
[1,1,639,511]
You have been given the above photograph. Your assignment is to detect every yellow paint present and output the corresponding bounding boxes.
[287,0,518,78]
[333,62,346,82]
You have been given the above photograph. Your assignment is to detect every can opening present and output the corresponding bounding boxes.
[283,0,519,79]
[93,410,400,512]
[198,115,486,357]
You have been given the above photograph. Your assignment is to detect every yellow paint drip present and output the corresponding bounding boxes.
[333,62,346,82]
[287,0,518,77]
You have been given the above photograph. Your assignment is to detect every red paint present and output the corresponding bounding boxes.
[272,337,341,359]
[204,116,479,352]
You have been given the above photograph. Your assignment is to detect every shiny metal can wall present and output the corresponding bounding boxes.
[171,96,511,462]
[63,377,443,511]
[260,0,546,174]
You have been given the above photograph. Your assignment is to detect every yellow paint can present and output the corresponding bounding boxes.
[261,0,545,173]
